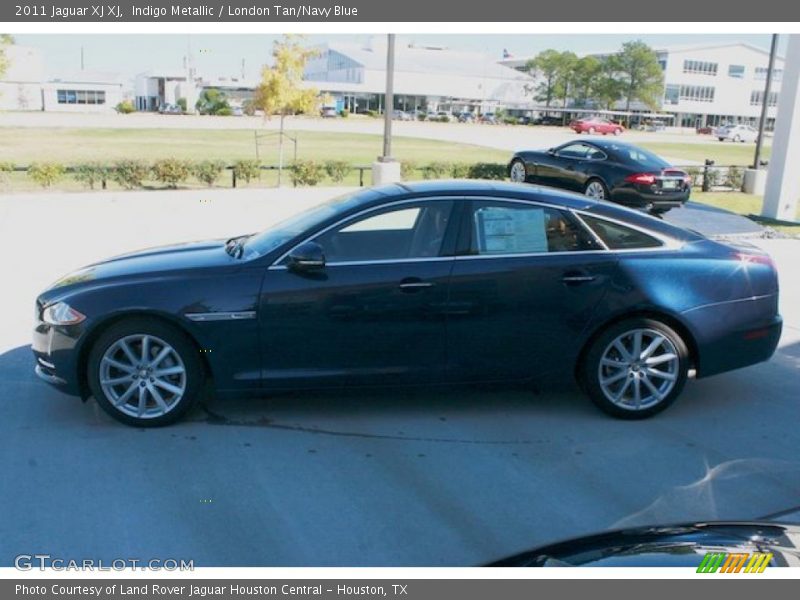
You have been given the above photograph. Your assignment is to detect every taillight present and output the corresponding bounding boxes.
[625,173,656,185]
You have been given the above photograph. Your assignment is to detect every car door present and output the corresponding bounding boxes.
[445,198,618,382]
[551,142,592,192]
[258,199,458,389]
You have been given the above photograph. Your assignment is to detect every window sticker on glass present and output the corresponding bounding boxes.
[474,207,548,254]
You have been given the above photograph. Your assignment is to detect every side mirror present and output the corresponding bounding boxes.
[287,241,325,272]
[547,147,555,155]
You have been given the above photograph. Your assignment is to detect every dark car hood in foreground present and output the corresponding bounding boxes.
[486,522,800,567]
[46,238,236,294]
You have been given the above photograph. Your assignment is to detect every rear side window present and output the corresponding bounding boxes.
[581,215,663,250]
[468,202,599,255]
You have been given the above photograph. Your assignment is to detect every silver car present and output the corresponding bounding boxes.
[714,124,758,143]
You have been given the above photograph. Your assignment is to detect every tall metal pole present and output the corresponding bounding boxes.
[382,34,395,160]
[754,34,778,169]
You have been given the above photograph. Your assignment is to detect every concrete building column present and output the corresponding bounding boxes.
[762,34,800,221]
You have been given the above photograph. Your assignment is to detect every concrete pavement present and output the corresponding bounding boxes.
[0,187,797,566]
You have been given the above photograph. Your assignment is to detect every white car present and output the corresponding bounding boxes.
[715,124,758,143]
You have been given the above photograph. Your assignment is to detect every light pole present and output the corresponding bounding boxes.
[382,33,395,160]
[754,34,778,169]
[371,34,401,185]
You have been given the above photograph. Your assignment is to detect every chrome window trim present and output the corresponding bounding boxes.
[267,195,683,270]
[269,196,458,269]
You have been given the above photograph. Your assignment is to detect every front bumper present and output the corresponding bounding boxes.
[32,319,86,397]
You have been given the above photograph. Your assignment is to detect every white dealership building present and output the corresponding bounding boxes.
[501,42,784,129]
[0,45,124,112]
[302,40,535,114]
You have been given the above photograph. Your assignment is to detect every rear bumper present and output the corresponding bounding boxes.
[683,294,782,378]
[611,187,690,210]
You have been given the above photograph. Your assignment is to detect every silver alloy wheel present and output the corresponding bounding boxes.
[597,328,679,411]
[99,334,187,419]
[585,181,606,200]
[510,161,526,182]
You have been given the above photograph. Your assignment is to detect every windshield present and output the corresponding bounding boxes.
[241,190,369,259]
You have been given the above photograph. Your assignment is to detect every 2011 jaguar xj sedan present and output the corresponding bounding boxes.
[33,181,782,427]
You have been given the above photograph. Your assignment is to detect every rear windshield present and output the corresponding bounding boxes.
[606,145,669,170]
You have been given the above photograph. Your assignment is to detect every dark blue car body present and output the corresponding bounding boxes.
[33,181,781,408]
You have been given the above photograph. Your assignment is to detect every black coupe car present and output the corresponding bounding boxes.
[509,139,691,214]
[33,181,781,427]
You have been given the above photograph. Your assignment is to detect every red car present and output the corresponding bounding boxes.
[571,118,624,136]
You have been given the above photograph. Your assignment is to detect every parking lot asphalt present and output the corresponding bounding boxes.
[1,188,798,566]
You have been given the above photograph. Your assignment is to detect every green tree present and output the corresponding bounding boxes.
[611,40,664,113]
[572,56,602,108]
[555,51,578,123]
[253,35,319,186]
[0,34,14,84]
[525,49,563,108]
[592,57,625,111]
[195,88,231,115]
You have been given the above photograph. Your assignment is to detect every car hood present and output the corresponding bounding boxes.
[486,522,800,567]
[46,238,236,293]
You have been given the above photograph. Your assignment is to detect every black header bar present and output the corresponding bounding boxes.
[3,0,800,22]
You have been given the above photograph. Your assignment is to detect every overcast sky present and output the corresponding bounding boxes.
[15,33,786,83]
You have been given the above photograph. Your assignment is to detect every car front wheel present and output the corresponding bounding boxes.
[509,159,527,183]
[584,179,608,200]
[581,318,689,419]
[87,318,204,427]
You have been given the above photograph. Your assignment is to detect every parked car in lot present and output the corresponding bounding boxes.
[715,123,758,142]
[320,106,338,118]
[479,112,498,124]
[533,115,564,126]
[392,110,413,121]
[457,112,476,123]
[509,139,691,214]
[33,181,780,426]
[158,104,182,115]
[570,117,624,135]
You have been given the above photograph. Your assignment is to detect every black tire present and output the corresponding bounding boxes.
[718,137,725,142]
[580,317,689,419]
[87,317,205,427]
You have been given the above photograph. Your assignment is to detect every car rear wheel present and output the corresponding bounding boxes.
[509,159,527,183]
[87,318,204,427]
[581,318,689,419]
[718,137,725,142]
[584,179,608,200]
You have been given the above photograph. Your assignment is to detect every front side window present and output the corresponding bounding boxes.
[314,201,454,263]
[556,143,590,159]
[581,215,663,250]
[468,202,598,255]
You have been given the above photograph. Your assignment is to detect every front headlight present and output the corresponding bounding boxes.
[42,302,86,326]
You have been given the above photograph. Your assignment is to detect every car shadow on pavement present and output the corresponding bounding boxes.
[4,339,799,438]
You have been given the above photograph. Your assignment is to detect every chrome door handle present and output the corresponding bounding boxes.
[399,282,434,289]
[562,275,596,283]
